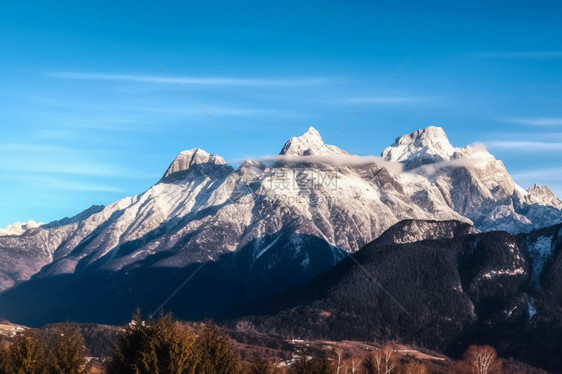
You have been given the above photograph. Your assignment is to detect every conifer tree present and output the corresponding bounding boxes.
[106,310,147,374]
[8,329,47,374]
[49,323,87,374]
[194,323,241,374]
[292,348,336,374]
[138,314,198,374]
[0,340,9,373]
[107,311,199,374]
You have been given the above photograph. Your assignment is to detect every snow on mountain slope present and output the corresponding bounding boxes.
[373,219,477,246]
[524,184,562,210]
[162,148,231,180]
[0,220,42,236]
[279,127,348,156]
[527,235,553,285]
[381,126,456,168]
[0,126,561,293]
[382,127,562,232]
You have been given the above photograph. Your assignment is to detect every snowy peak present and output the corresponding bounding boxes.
[381,126,455,168]
[0,220,42,236]
[525,184,562,209]
[279,127,348,156]
[162,148,231,180]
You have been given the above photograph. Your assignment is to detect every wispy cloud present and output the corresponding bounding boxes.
[4,174,124,193]
[0,143,158,178]
[500,116,562,126]
[55,118,160,134]
[48,72,327,87]
[257,154,405,175]
[247,152,491,177]
[134,104,286,117]
[0,143,68,152]
[485,140,562,152]
[26,93,288,122]
[339,96,428,105]
[511,167,562,181]
[472,51,562,59]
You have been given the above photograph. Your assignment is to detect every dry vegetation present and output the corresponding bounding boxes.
[0,312,546,374]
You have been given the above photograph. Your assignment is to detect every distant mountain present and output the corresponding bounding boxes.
[0,126,560,327]
[381,126,562,232]
[240,220,562,372]
[0,220,42,237]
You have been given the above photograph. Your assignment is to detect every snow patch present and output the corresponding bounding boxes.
[255,235,281,260]
[527,235,553,284]
[505,305,518,317]
[527,300,537,319]
[481,268,525,279]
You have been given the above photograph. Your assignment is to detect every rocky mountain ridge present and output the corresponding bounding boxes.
[0,126,560,296]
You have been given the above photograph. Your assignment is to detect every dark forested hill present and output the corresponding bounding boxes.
[238,221,562,372]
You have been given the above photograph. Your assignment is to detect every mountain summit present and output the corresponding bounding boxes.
[382,126,455,168]
[162,148,231,180]
[279,126,348,156]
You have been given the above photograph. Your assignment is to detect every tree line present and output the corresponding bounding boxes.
[0,323,87,374]
[0,312,504,374]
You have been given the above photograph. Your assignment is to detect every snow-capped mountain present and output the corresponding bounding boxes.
[0,126,560,298]
[382,126,562,232]
[0,220,42,236]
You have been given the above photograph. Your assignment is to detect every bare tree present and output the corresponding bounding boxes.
[362,344,398,374]
[460,345,502,374]
[350,357,361,374]
[335,347,344,374]
[340,357,359,374]
[403,360,429,374]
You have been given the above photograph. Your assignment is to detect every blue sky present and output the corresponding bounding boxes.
[1,1,561,226]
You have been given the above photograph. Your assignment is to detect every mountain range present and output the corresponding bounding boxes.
[1,126,560,291]
[0,126,561,369]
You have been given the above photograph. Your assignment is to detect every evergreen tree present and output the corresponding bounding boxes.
[194,323,241,374]
[49,323,88,374]
[106,310,147,374]
[0,340,9,373]
[138,314,198,374]
[107,311,199,374]
[7,329,47,374]
[292,348,335,374]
